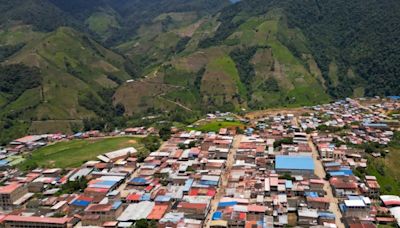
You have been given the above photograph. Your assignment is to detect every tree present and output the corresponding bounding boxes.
[115,103,125,116]
[142,136,161,152]
[134,219,157,228]
[159,126,171,141]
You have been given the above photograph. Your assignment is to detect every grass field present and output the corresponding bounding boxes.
[18,137,145,169]
[188,120,244,132]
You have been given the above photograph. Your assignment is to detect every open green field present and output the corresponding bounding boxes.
[188,120,244,132]
[18,137,144,169]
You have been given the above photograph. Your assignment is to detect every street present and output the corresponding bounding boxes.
[204,134,243,228]
[308,137,345,228]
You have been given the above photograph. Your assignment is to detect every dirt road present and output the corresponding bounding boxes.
[308,137,345,228]
[204,134,243,227]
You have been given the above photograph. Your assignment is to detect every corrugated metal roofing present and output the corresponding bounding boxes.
[212,211,222,220]
[275,155,314,171]
[118,201,155,221]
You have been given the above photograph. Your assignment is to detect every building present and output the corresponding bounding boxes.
[275,155,315,175]
[3,215,73,228]
[82,201,123,226]
[0,183,28,210]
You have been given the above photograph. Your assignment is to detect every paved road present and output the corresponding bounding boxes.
[204,134,243,227]
[308,137,345,228]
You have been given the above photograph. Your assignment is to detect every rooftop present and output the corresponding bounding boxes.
[275,155,314,171]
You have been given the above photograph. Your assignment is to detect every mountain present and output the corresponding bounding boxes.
[0,0,399,143]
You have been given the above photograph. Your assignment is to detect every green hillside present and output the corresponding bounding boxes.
[0,0,400,142]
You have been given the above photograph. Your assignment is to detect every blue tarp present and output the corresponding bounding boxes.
[212,211,222,220]
[218,201,237,207]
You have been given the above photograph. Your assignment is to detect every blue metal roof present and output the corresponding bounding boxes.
[0,160,8,166]
[305,192,319,198]
[112,201,122,210]
[285,180,293,188]
[318,212,335,218]
[71,199,90,207]
[140,193,151,201]
[130,177,147,183]
[218,201,237,207]
[199,180,218,186]
[275,155,314,171]
[183,179,193,192]
[388,96,400,100]
[155,195,171,202]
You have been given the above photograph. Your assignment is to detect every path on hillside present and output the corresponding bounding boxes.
[157,95,193,112]
[204,135,243,227]
[308,137,345,228]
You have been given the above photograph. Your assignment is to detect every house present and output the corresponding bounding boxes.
[329,176,358,197]
[82,201,123,226]
[0,183,29,210]
[340,196,371,218]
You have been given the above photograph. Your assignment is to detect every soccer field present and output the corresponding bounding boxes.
[19,136,144,169]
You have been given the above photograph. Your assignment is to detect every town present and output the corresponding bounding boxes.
[0,97,398,228]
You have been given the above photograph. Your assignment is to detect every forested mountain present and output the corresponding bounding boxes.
[0,0,399,143]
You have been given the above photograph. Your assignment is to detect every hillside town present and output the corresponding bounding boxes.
[0,97,398,228]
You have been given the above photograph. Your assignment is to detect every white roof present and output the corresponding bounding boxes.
[201,175,220,182]
[69,168,93,181]
[118,201,154,221]
[233,205,248,212]
[97,155,110,163]
[390,207,400,227]
[105,147,137,160]
[344,199,365,207]
[298,209,318,218]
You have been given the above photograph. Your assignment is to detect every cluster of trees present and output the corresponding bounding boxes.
[229,46,258,99]
[273,138,294,148]
[0,44,25,62]
[0,64,42,102]
[58,177,88,194]
[79,88,127,131]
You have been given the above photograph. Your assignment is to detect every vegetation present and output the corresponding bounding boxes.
[0,0,399,141]
[187,120,244,132]
[18,137,145,169]
[0,64,41,103]
[58,177,88,195]
[362,132,400,195]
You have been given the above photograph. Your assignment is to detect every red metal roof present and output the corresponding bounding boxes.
[147,205,168,220]
[0,183,22,194]
[85,204,112,212]
[248,204,266,213]
[126,193,141,201]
